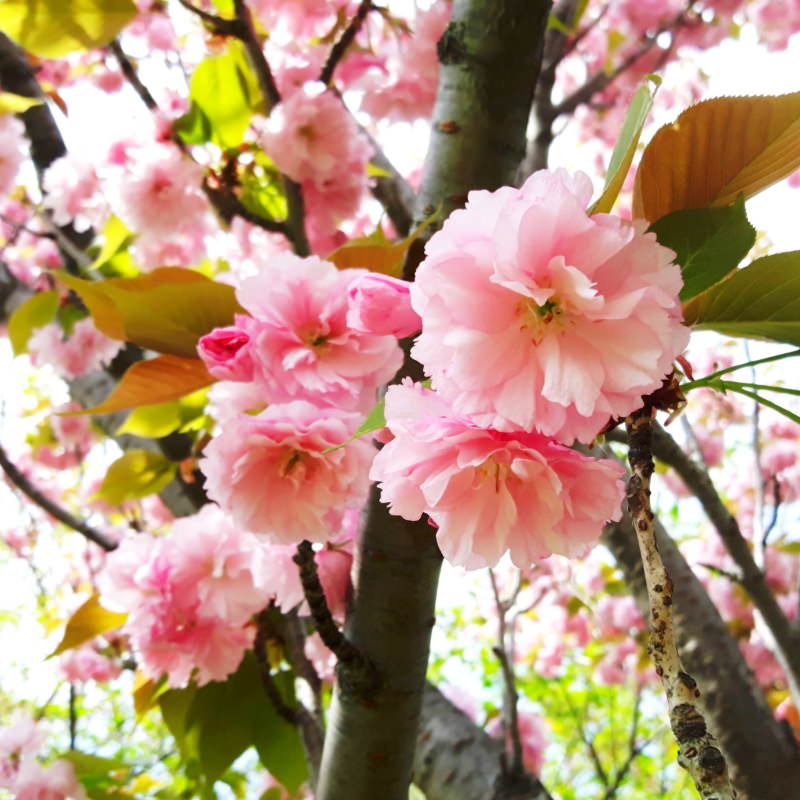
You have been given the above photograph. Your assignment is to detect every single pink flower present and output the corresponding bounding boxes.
[346,273,421,338]
[236,253,402,411]
[261,81,368,184]
[370,381,625,569]
[411,169,689,443]
[201,401,373,544]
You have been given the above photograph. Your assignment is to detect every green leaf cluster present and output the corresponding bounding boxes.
[159,654,307,795]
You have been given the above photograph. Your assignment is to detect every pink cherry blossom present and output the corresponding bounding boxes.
[99,506,270,687]
[488,711,547,775]
[13,758,86,800]
[42,154,107,233]
[28,319,123,379]
[346,273,421,338]
[197,316,256,382]
[201,401,373,544]
[370,381,625,569]
[261,82,368,185]
[0,714,43,786]
[235,253,402,411]
[59,643,121,683]
[105,142,207,236]
[0,114,26,195]
[51,403,93,452]
[411,168,689,443]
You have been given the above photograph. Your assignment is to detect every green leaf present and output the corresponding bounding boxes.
[8,290,59,355]
[590,76,659,215]
[61,750,129,779]
[0,91,42,113]
[49,594,127,657]
[683,251,800,345]
[775,541,800,555]
[0,0,137,58]
[173,103,214,147]
[649,196,756,301]
[159,654,307,792]
[323,397,386,453]
[116,401,184,438]
[182,40,262,149]
[95,450,176,505]
[57,268,245,358]
[89,216,134,272]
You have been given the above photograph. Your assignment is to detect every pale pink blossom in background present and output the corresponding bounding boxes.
[51,402,93,452]
[0,714,43,785]
[360,2,451,122]
[28,318,123,379]
[43,153,107,232]
[261,82,367,184]
[234,253,402,411]
[105,142,207,236]
[13,758,86,800]
[0,114,26,195]
[371,381,625,568]
[201,401,373,544]
[412,169,688,444]
[346,273,421,338]
[131,220,208,271]
[59,643,121,683]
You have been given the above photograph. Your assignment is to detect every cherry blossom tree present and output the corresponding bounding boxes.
[1,1,800,800]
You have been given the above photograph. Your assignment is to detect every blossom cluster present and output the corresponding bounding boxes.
[0,714,85,800]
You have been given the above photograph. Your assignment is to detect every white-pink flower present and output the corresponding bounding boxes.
[201,401,373,544]
[411,169,689,444]
[370,381,625,569]
[261,81,368,184]
[42,154,107,233]
[235,252,402,411]
[105,142,207,236]
[28,319,123,379]
[0,114,26,196]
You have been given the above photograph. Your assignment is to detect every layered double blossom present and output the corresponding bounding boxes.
[370,381,625,568]
[412,168,689,444]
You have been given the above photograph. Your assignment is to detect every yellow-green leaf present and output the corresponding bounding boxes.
[590,76,659,214]
[0,0,137,58]
[683,251,800,345]
[8,290,59,355]
[634,92,800,221]
[0,91,42,114]
[75,355,214,415]
[89,215,134,272]
[116,401,184,438]
[95,450,176,505]
[327,214,438,277]
[184,40,262,149]
[133,672,167,717]
[49,593,127,658]
[57,268,245,358]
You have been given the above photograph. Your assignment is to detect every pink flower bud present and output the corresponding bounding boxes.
[197,317,254,382]
[347,273,421,338]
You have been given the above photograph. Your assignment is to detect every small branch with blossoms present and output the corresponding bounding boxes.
[625,407,737,799]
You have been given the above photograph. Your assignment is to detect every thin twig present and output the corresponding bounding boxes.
[293,541,375,687]
[626,407,737,799]
[109,40,157,111]
[68,684,77,750]
[177,0,244,36]
[319,0,374,86]
[0,441,117,551]
[254,608,324,787]
[492,645,525,778]
[560,685,609,788]
[254,609,301,725]
[232,0,281,109]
